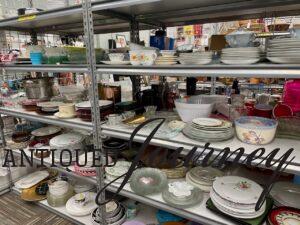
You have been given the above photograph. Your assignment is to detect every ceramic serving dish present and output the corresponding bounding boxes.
[130,168,168,195]
[235,116,278,145]
[21,181,49,202]
[15,171,50,189]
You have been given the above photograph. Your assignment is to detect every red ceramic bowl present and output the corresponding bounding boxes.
[273,102,293,119]
[254,104,273,118]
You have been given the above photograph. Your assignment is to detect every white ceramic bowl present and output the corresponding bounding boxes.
[235,116,278,145]
[225,29,255,48]
[175,98,214,122]
[108,53,124,62]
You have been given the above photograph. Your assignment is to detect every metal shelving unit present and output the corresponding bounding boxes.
[0,0,300,225]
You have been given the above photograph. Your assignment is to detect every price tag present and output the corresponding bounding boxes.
[17,15,36,22]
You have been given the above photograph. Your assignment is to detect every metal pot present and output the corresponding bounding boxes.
[23,77,54,100]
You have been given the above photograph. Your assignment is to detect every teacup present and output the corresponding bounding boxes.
[140,50,157,66]
[108,53,124,62]
[107,114,123,125]
[129,50,142,65]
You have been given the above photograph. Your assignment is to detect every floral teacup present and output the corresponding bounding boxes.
[129,50,142,66]
[140,50,157,66]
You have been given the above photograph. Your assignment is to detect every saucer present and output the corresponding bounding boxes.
[101,61,131,65]
[54,112,77,119]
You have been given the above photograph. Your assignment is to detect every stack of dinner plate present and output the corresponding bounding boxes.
[155,55,178,65]
[182,118,234,142]
[267,38,300,63]
[179,52,213,65]
[210,176,266,219]
[186,167,224,192]
[221,47,261,64]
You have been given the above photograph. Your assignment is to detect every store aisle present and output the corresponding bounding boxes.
[0,192,74,225]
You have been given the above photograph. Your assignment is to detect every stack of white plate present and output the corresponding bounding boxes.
[182,118,234,142]
[155,55,178,65]
[267,38,300,63]
[186,167,224,192]
[179,52,213,65]
[46,0,67,10]
[211,176,266,219]
[221,47,261,64]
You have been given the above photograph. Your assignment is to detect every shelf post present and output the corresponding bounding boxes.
[0,115,13,192]
[210,76,217,95]
[82,0,106,224]
[130,17,141,100]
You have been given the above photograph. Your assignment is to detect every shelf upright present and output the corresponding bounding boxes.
[82,0,106,224]
[0,115,13,193]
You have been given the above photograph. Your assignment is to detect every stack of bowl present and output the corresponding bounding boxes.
[91,201,126,225]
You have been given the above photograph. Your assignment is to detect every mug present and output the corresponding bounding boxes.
[141,50,157,66]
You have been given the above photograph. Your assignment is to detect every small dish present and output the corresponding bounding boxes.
[162,181,203,208]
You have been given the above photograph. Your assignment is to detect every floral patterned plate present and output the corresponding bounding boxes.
[268,207,300,225]
[212,176,263,205]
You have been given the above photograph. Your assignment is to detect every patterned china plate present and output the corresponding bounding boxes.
[192,118,223,127]
[31,126,61,137]
[212,176,263,205]
[15,171,49,189]
[75,100,113,109]
[268,207,300,225]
